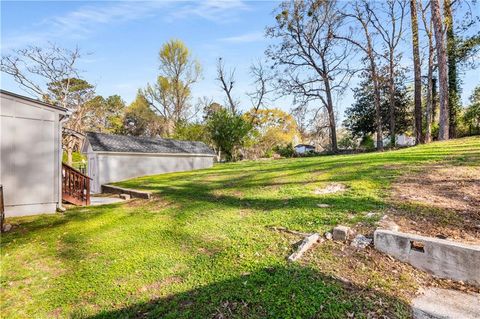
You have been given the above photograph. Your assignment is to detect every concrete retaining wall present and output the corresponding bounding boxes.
[101,185,151,199]
[374,229,480,287]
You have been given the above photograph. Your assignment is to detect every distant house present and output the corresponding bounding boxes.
[0,90,67,217]
[375,134,416,147]
[82,132,216,193]
[394,134,416,146]
[294,144,315,154]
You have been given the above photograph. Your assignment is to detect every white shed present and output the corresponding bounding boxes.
[0,90,67,217]
[294,144,316,154]
[82,132,216,193]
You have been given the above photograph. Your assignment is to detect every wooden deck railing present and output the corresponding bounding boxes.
[62,163,91,206]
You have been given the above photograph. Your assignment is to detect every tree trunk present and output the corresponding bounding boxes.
[323,75,338,152]
[425,40,434,143]
[410,0,423,144]
[365,36,383,151]
[372,70,383,150]
[66,140,74,166]
[388,55,396,147]
[431,0,449,140]
[432,77,438,123]
[444,0,459,138]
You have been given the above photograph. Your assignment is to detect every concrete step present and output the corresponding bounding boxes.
[412,287,480,319]
[101,184,151,199]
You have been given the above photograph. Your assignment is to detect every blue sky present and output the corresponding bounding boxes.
[1,1,282,112]
[1,0,479,123]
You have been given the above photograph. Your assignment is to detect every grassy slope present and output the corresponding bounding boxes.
[1,137,479,319]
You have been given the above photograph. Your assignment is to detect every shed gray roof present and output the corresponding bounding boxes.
[85,132,215,155]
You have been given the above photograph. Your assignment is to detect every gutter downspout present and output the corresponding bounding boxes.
[57,112,70,212]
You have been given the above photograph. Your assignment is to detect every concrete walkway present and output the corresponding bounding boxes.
[90,196,125,206]
[412,287,480,319]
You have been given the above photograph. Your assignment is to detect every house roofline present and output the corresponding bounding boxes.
[81,139,215,157]
[0,89,68,113]
[87,150,216,157]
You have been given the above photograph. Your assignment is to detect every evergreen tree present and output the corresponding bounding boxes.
[344,72,412,141]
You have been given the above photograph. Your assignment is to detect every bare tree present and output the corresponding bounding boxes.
[431,0,449,140]
[267,0,354,152]
[216,57,238,113]
[215,58,272,120]
[367,0,408,147]
[419,0,435,143]
[290,105,310,141]
[1,44,88,165]
[48,78,96,165]
[410,0,423,144]
[336,1,384,150]
[1,43,81,109]
[246,60,273,122]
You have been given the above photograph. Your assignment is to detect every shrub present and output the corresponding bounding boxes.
[338,134,358,150]
[274,143,295,158]
[359,135,375,151]
[206,109,252,162]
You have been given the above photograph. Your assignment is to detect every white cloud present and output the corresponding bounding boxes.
[2,2,168,51]
[2,1,250,51]
[168,0,249,22]
[220,31,264,43]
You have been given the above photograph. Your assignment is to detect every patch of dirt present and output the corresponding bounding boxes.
[139,276,183,298]
[313,183,347,195]
[49,308,64,319]
[390,165,480,244]
[125,198,174,210]
[197,246,222,257]
[305,240,479,304]
[392,165,480,213]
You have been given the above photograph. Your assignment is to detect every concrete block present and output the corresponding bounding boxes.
[374,229,480,287]
[377,215,400,231]
[288,233,321,262]
[333,225,354,242]
[119,193,131,200]
[351,234,372,249]
[412,287,480,319]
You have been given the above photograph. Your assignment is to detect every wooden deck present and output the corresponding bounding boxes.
[62,163,91,206]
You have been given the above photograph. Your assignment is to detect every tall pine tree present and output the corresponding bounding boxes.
[344,71,412,142]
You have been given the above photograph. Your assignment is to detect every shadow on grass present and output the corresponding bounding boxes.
[1,203,125,243]
[84,265,410,319]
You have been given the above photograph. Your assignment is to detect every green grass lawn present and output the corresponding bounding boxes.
[2,137,479,318]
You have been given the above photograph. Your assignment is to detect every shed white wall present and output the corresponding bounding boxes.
[87,151,214,193]
[295,146,314,154]
[0,93,63,217]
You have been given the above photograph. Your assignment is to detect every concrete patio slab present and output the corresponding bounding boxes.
[412,287,480,319]
[90,197,125,206]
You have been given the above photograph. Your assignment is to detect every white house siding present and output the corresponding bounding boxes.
[0,92,64,217]
[90,153,214,193]
[295,146,307,154]
[379,134,416,147]
[295,145,315,154]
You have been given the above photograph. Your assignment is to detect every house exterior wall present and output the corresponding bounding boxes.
[0,93,64,217]
[89,152,214,192]
[377,134,416,147]
[295,146,315,154]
